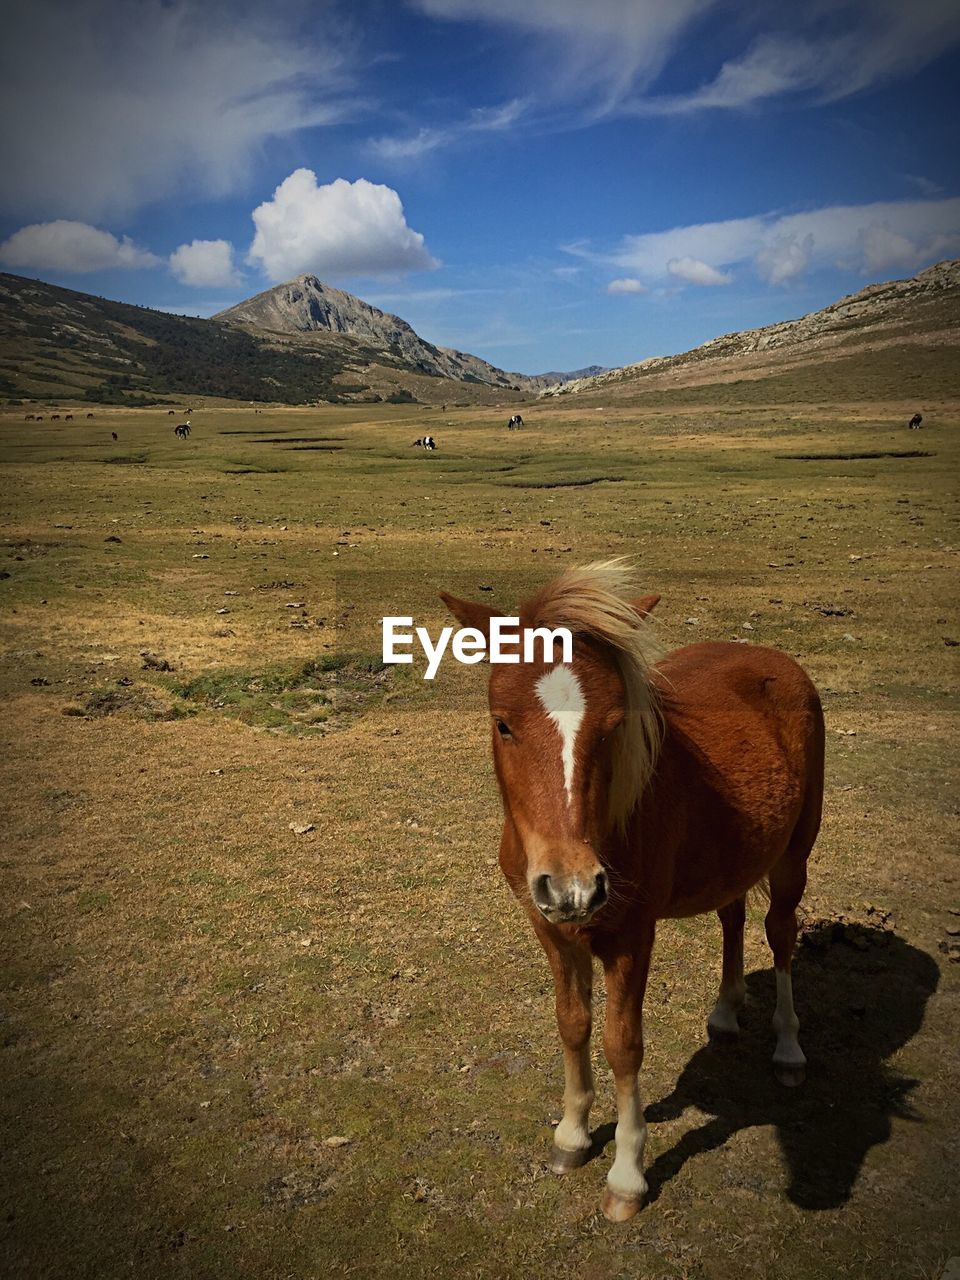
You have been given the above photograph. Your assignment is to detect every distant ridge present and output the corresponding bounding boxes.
[532,365,609,384]
[541,259,960,403]
[3,261,955,408]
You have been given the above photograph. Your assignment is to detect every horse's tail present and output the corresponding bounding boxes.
[784,681,826,870]
[748,876,770,906]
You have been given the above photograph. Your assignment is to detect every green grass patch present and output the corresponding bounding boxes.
[169,653,403,734]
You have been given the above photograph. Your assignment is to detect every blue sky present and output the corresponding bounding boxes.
[1,0,958,374]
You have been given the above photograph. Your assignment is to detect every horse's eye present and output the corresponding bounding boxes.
[495,718,512,739]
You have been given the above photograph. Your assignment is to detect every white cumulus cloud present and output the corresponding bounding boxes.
[606,277,649,295]
[667,256,732,286]
[0,220,160,272]
[247,170,439,282]
[169,239,241,288]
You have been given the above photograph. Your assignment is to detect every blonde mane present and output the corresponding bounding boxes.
[523,559,664,829]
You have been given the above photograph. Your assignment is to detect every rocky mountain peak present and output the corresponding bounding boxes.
[214,276,534,390]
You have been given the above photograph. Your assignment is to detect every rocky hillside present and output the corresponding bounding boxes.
[0,272,366,405]
[215,274,538,393]
[0,273,528,407]
[542,259,960,403]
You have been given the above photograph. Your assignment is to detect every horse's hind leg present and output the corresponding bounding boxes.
[765,851,808,1086]
[708,895,746,1037]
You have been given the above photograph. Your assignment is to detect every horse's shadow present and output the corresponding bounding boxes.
[590,925,939,1210]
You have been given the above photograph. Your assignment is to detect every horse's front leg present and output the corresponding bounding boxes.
[536,926,595,1173]
[599,925,655,1222]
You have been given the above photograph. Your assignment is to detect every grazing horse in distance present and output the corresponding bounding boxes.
[908,413,923,429]
[508,414,524,430]
[413,436,436,450]
[87,413,94,419]
[174,422,191,438]
[167,409,176,415]
[65,414,73,421]
[441,561,824,1222]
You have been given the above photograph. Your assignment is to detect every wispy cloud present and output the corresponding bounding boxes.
[408,0,710,116]
[0,220,160,272]
[407,0,960,120]
[364,287,494,305]
[589,198,960,289]
[901,173,944,198]
[630,3,960,115]
[0,0,359,221]
[369,99,527,161]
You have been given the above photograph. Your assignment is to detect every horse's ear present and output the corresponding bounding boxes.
[632,594,661,620]
[439,592,496,639]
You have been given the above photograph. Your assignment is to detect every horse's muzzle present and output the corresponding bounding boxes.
[531,870,609,923]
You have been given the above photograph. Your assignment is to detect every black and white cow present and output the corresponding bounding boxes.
[413,436,437,450]
[507,414,524,430]
[908,413,923,430]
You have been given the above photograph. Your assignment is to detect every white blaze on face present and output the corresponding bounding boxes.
[535,664,586,803]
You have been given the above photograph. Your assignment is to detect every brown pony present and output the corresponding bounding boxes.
[441,561,824,1222]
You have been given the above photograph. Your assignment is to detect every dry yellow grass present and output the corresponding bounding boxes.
[1,398,958,1278]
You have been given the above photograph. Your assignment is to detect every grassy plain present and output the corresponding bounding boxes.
[1,395,958,1279]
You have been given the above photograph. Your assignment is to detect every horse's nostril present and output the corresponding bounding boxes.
[533,874,553,906]
[532,871,607,918]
